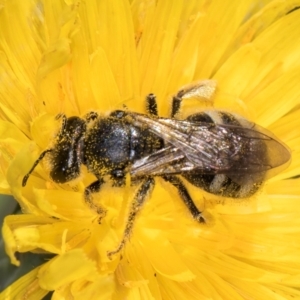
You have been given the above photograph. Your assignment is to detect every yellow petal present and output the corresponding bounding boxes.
[116,258,152,294]
[213,44,261,111]
[138,228,195,281]
[33,189,95,221]
[243,9,300,101]
[265,283,300,300]
[0,120,28,193]
[226,278,291,300]
[38,249,98,290]
[96,0,139,104]
[246,68,300,127]
[65,275,116,300]
[124,241,163,299]
[30,113,58,149]
[0,267,49,300]
[267,177,300,195]
[6,143,48,214]
[164,15,203,112]
[37,39,71,81]
[268,108,300,143]
[2,214,60,265]
[221,1,300,63]
[193,0,256,79]
[138,0,184,106]
[89,48,122,111]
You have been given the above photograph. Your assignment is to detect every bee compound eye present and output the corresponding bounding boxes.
[50,165,80,184]
[50,166,67,183]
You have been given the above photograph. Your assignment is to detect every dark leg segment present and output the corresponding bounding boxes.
[171,95,182,118]
[107,177,155,259]
[84,179,106,218]
[171,80,217,118]
[146,93,158,116]
[162,175,205,223]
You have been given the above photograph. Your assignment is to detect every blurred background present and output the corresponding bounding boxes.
[0,194,53,299]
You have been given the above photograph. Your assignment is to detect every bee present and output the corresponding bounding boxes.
[22,80,291,257]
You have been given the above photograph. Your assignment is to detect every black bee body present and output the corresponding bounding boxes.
[22,81,290,257]
[181,111,265,198]
[83,111,164,186]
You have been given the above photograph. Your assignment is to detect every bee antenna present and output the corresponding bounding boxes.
[22,149,53,187]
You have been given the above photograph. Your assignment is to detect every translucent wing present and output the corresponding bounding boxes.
[130,146,191,177]
[129,113,291,179]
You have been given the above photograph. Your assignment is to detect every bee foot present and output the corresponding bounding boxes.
[195,214,206,223]
[107,241,125,260]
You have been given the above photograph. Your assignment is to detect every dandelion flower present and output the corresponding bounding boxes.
[1,0,300,299]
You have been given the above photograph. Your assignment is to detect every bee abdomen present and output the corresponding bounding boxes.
[183,111,264,198]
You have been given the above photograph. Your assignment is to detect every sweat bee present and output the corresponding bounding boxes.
[22,80,291,257]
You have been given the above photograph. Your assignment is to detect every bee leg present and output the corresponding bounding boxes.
[162,175,206,223]
[107,177,155,259]
[146,93,158,116]
[171,95,182,118]
[171,80,217,118]
[84,179,107,220]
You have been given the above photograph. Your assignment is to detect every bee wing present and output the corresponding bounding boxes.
[130,146,196,177]
[130,113,291,179]
[223,122,291,179]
